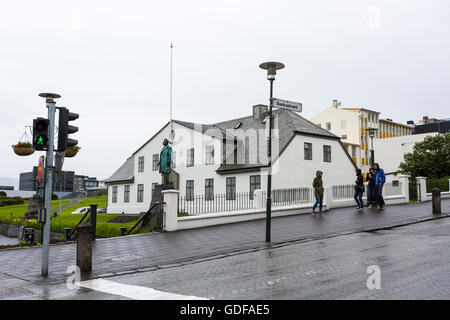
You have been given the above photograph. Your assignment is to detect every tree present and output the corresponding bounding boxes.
[399,133,450,178]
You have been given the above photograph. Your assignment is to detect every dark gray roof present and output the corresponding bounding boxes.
[214,109,339,173]
[104,156,134,184]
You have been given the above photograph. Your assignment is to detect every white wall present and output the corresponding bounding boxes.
[310,106,360,145]
[373,132,438,173]
[272,134,356,189]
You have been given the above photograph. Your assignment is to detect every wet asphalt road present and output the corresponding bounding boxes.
[2,217,450,300]
[1,199,448,285]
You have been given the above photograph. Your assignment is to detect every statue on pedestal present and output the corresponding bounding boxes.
[158,138,172,185]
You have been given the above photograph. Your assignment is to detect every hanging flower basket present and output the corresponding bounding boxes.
[12,142,35,156]
[65,146,81,158]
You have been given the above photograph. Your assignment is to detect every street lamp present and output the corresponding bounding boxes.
[259,61,285,243]
[368,128,378,167]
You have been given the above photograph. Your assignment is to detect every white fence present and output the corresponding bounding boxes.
[160,175,449,231]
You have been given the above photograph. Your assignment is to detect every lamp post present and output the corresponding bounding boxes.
[259,61,284,243]
[368,128,378,167]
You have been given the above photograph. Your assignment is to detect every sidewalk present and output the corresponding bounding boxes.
[0,200,449,284]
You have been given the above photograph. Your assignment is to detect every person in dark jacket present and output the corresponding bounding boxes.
[373,163,386,209]
[311,170,324,216]
[366,167,376,208]
[354,168,365,210]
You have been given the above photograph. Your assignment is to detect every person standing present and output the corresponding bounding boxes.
[311,170,324,216]
[367,167,376,208]
[354,168,365,210]
[373,163,386,209]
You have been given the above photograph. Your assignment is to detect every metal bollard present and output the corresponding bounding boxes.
[64,228,72,240]
[90,204,97,241]
[76,222,92,273]
[120,227,127,236]
[432,188,441,214]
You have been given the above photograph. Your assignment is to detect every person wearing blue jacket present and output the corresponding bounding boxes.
[373,163,386,209]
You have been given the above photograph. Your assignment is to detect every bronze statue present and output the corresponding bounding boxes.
[158,138,172,185]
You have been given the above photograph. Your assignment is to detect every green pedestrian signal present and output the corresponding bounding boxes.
[33,118,49,150]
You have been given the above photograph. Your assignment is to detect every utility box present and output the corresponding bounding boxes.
[24,228,35,243]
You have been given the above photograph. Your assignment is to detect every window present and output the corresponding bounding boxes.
[341,120,347,129]
[304,142,312,160]
[352,146,356,157]
[187,148,194,167]
[226,177,236,200]
[323,145,331,162]
[151,183,158,195]
[249,175,261,200]
[326,122,331,131]
[137,184,144,202]
[205,179,214,201]
[186,180,194,201]
[138,156,144,172]
[152,154,159,171]
[112,186,118,203]
[124,185,130,203]
[205,145,214,165]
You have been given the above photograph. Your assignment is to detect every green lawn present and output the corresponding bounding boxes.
[0,196,143,238]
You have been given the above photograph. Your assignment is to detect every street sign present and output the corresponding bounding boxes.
[272,98,302,113]
[38,208,46,223]
[37,156,44,183]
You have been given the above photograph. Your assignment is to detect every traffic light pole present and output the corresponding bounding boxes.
[42,97,56,276]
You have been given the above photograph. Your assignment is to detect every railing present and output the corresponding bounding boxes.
[179,192,254,215]
[179,187,315,216]
[426,179,450,193]
[125,201,166,235]
[264,187,315,206]
[68,208,91,239]
[332,185,354,200]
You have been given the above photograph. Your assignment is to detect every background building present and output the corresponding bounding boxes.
[310,100,412,174]
[373,132,438,174]
[409,116,450,135]
[19,168,75,192]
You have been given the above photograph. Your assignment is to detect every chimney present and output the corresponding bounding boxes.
[253,104,268,121]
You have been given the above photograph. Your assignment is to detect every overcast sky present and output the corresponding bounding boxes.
[1,0,449,181]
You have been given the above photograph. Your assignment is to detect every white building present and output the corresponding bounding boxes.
[373,132,438,174]
[105,105,358,214]
[310,100,412,174]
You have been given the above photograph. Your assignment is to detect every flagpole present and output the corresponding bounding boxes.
[169,42,174,143]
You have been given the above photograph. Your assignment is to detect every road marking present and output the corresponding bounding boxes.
[78,278,208,300]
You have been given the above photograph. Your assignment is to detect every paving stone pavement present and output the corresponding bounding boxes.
[0,200,449,285]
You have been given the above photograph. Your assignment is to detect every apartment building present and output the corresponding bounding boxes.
[310,100,412,174]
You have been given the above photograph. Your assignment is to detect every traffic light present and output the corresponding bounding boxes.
[33,117,49,150]
[57,107,79,152]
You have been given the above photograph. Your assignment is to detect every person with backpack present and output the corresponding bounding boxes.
[311,170,324,216]
[366,167,376,208]
[373,163,386,209]
[354,168,365,210]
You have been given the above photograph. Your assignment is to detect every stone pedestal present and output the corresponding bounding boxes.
[24,195,43,219]
[432,188,441,214]
[76,222,92,273]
